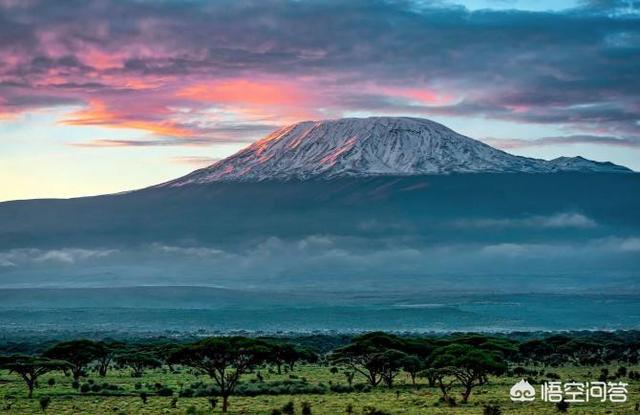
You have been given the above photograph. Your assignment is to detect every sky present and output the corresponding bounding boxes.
[0,0,639,201]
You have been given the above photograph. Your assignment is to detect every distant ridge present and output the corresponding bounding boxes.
[163,117,632,186]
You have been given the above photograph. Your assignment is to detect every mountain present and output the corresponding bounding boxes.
[161,117,632,186]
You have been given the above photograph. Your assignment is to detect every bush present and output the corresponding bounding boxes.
[185,406,197,415]
[140,392,148,404]
[363,406,391,415]
[546,372,561,380]
[179,388,194,398]
[80,383,90,393]
[302,401,312,415]
[39,396,51,413]
[47,378,55,387]
[71,380,80,389]
[90,384,101,392]
[352,383,371,392]
[157,387,174,397]
[234,380,327,397]
[484,404,502,415]
[282,401,295,415]
[330,384,354,393]
[556,399,569,412]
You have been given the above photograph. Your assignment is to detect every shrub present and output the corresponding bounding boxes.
[180,388,194,398]
[484,404,502,415]
[616,367,628,378]
[47,378,55,387]
[282,401,295,415]
[302,401,312,415]
[39,396,51,413]
[71,380,80,389]
[157,387,174,396]
[363,406,391,415]
[80,383,90,393]
[90,384,101,392]
[330,384,354,393]
[134,382,142,390]
[556,399,569,412]
[185,406,197,415]
[140,392,148,404]
[546,372,561,380]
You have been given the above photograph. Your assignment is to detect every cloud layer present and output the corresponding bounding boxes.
[0,0,638,148]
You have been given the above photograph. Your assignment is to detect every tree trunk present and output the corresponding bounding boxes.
[222,395,229,413]
[461,385,472,403]
[27,380,34,399]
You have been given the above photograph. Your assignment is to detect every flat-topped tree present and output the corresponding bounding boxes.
[265,342,319,373]
[169,337,270,413]
[95,341,125,377]
[43,340,101,380]
[115,352,162,377]
[0,355,70,398]
[431,344,507,403]
[329,332,409,387]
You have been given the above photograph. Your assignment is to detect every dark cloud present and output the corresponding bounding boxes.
[0,0,638,141]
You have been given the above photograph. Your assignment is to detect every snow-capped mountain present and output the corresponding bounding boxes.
[163,117,631,186]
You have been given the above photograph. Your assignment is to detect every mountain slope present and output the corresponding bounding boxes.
[162,117,631,186]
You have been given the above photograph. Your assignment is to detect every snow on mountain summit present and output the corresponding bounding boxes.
[163,117,632,186]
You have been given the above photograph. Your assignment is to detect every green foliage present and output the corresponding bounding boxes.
[0,355,71,398]
[115,352,162,377]
[44,340,101,380]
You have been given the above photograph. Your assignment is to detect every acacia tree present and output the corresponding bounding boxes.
[267,343,318,373]
[115,352,162,377]
[267,343,297,374]
[401,355,424,387]
[432,344,507,403]
[169,337,270,412]
[44,340,100,380]
[0,355,70,398]
[329,332,409,387]
[95,341,124,377]
[417,367,440,388]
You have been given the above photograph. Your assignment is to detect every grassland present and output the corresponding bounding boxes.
[1,363,637,414]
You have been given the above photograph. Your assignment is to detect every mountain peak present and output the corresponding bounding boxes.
[162,117,632,186]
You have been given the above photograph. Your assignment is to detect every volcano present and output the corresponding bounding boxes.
[161,117,631,186]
